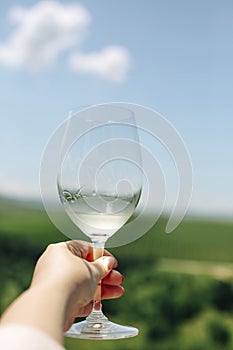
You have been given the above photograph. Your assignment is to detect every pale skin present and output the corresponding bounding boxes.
[0,240,124,345]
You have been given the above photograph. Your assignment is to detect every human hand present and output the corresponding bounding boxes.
[31,240,124,331]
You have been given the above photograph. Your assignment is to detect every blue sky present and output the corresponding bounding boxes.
[0,0,232,218]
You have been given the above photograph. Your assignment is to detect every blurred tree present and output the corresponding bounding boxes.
[210,280,233,312]
[206,316,231,346]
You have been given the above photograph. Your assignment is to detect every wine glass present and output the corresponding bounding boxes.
[57,104,142,339]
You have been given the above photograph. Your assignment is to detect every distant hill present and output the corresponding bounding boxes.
[0,196,233,263]
[0,195,43,211]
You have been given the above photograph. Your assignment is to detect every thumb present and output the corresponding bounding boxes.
[92,256,116,279]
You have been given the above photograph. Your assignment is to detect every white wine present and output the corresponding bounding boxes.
[60,190,141,240]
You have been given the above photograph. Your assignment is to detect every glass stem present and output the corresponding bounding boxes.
[87,239,108,321]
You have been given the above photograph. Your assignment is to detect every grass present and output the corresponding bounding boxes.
[1,198,233,264]
[111,215,233,264]
[0,198,65,246]
[0,198,232,350]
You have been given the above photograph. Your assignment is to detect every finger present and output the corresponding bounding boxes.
[92,256,116,280]
[87,246,118,268]
[103,250,118,268]
[66,240,118,268]
[101,285,125,300]
[102,270,124,286]
[65,240,92,259]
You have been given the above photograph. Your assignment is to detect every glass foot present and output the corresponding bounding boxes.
[65,319,139,340]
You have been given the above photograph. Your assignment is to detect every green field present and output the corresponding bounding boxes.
[0,198,232,350]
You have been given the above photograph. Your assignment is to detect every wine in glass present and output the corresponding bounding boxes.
[57,104,142,339]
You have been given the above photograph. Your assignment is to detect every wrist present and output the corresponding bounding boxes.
[1,283,68,344]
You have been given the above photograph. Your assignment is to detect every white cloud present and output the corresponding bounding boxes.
[0,1,90,69]
[0,1,132,82]
[68,46,131,82]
